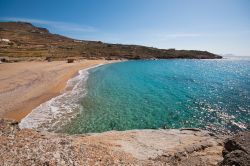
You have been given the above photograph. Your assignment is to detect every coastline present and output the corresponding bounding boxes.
[0,59,249,165]
[0,60,118,121]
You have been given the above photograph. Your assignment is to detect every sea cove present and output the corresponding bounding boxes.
[1,1,250,164]
[19,58,249,134]
[63,58,250,134]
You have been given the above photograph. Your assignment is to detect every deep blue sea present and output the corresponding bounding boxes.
[62,58,250,134]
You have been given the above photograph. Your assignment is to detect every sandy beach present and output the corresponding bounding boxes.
[0,59,113,121]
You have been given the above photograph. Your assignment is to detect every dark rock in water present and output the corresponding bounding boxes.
[218,132,250,166]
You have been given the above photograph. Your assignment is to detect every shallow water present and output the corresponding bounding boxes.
[19,64,103,131]
[62,58,250,134]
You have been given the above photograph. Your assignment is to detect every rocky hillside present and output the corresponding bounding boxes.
[0,22,222,61]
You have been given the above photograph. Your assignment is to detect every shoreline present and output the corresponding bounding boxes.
[0,60,119,121]
[18,61,120,131]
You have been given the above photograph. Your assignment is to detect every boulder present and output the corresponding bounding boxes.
[218,132,250,166]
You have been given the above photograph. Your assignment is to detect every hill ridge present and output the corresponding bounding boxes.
[0,22,222,61]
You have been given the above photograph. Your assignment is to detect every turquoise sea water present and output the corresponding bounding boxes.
[63,58,250,134]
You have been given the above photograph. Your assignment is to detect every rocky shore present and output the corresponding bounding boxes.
[1,119,249,165]
[0,119,223,165]
[218,132,250,166]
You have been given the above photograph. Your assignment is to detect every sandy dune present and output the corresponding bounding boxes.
[0,60,111,121]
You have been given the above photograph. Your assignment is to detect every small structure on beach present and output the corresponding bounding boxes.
[67,59,74,63]
[0,57,8,63]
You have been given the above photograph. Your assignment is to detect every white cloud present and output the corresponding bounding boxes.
[0,17,97,32]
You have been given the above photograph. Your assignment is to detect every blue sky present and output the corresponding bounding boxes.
[0,0,250,56]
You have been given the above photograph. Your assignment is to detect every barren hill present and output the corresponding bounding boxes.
[0,22,222,61]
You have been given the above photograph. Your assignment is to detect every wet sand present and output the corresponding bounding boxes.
[0,60,114,121]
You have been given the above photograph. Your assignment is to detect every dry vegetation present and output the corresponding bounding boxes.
[0,22,222,62]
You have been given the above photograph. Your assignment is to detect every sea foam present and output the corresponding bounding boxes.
[19,64,103,131]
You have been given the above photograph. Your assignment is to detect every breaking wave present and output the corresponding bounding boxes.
[19,64,103,131]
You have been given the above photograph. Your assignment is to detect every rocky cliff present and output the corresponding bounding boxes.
[0,22,222,61]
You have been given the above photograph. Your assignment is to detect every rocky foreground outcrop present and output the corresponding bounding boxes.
[0,119,226,166]
[3,120,250,166]
[219,132,250,166]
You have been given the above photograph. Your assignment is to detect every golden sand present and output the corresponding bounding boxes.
[0,60,115,121]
